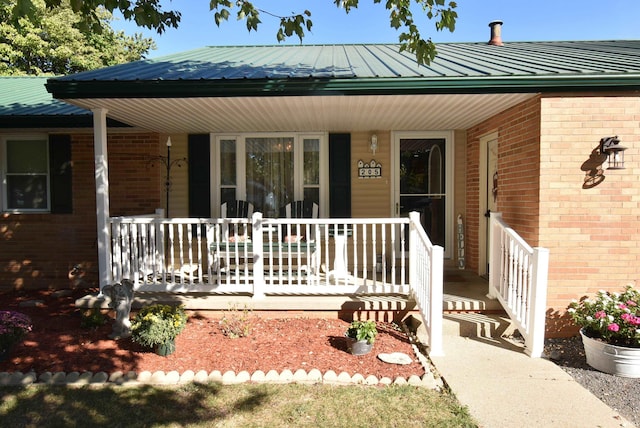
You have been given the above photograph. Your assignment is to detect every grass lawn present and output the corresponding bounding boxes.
[0,382,477,427]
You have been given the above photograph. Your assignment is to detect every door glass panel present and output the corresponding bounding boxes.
[246,137,294,217]
[399,138,446,247]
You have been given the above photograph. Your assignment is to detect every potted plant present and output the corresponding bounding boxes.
[568,285,640,377]
[131,304,188,356]
[0,310,32,361]
[345,320,378,355]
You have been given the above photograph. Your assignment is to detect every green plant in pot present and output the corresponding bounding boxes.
[568,285,640,377]
[131,304,188,356]
[345,320,378,355]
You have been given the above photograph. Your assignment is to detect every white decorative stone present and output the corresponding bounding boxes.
[336,372,352,384]
[292,369,308,383]
[351,373,365,384]
[407,375,423,385]
[52,372,66,384]
[165,371,180,383]
[393,377,407,385]
[65,372,81,383]
[322,370,338,383]
[364,375,379,385]
[379,377,392,385]
[279,369,293,383]
[9,372,25,385]
[307,369,323,383]
[235,371,251,383]
[38,372,53,383]
[222,370,237,384]
[109,371,125,383]
[150,371,166,383]
[194,370,209,383]
[21,372,37,385]
[209,370,223,382]
[76,372,94,385]
[137,371,152,383]
[264,370,280,382]
[250,370,266,382]
[377,352,413,365]
[180,370,195,383]
[92,372,109,383]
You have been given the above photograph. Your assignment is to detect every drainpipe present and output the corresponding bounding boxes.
[488,20,504,46]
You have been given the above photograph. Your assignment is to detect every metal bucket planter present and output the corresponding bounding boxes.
[347,338,373,356]
[155,339,176,357]
[580,329,640,378]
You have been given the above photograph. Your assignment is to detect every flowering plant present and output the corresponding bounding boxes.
[568,285,640,348]
[130,304,188,348]
[0,310,32,352]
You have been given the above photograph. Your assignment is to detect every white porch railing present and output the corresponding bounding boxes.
[106,210,444,355]
[488,212,549,358]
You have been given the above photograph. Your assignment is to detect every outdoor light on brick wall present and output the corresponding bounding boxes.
[599,136,627,170]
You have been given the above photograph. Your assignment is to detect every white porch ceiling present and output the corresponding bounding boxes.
[65,93,537,134]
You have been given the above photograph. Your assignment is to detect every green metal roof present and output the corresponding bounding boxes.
[0,77,127,128]
[46,41,640,99]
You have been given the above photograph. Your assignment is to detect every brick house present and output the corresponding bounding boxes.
[2,29,640,341]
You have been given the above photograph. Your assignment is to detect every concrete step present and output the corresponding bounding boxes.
[443,312,516,339]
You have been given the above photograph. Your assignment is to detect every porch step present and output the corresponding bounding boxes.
[443,312,516,339]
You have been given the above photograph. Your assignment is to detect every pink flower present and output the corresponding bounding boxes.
[618,303,628,310]
[607,323,620,332]
[627,300,638,307]
[595,311,607,319]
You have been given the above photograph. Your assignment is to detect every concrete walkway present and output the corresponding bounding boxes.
[430,335,633,428]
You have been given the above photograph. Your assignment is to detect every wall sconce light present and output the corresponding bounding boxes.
[599,136,627,170]
[370,134,378,155]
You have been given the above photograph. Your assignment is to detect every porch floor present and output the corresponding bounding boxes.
[76,265,498,319]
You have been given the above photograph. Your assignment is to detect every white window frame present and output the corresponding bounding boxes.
[0,134,50,213]
[212,132,327,218]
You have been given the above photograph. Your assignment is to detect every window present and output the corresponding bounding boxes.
[2,137,50,211]
[215,133,325,217]
[1,134,72,214]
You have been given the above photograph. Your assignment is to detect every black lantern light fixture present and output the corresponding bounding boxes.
[599,136,627,170]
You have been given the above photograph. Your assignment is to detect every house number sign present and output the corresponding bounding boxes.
[358,159,382,179]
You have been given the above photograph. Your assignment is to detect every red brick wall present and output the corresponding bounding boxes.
[539,94,640,336]
[467,93,640,337]
[0,132,161,290]
[466,97,543,271]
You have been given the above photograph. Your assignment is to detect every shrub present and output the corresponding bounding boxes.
[568,285,640,347]
[219,304,253,338]
[131,304,188,347]
[0,311,32,352]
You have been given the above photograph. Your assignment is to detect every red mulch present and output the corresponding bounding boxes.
[0,288,425,380]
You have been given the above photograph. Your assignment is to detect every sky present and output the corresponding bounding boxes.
[111,1,640,59]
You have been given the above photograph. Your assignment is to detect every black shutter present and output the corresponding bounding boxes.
[188,134,211,217]
[329,133,351,218]
[49,134,72,214]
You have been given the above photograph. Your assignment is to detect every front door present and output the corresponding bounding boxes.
[394,133,451,253]
[480,133,499,276]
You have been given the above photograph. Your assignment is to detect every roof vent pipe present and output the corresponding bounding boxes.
[488,20,504,46]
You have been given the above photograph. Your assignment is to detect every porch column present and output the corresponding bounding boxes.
[92,108,111,294]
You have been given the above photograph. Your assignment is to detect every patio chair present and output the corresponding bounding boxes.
[279,200,318,219]
[221,200,254,218]
[278,200,319,242]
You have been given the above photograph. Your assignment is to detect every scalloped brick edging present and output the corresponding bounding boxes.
[0,369,441,388]
[0,319,443,389]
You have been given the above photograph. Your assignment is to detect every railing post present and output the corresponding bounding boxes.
[252,212,265,299]
[408,212,419,286]
[487,211,502,299]
[429,245,444,357]
[525,247,549,357]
